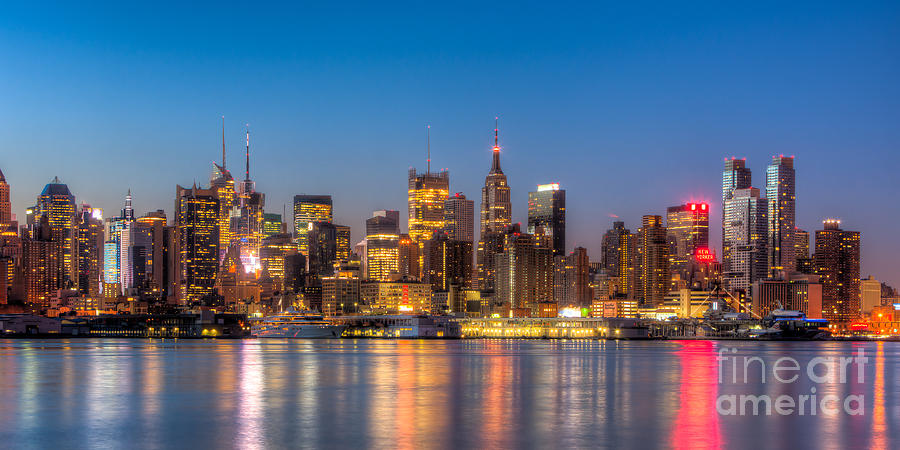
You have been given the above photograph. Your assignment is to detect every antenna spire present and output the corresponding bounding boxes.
[426,124,431,175]
[221,116,226,168]
[245,124,250,182]
[490,116,502,174]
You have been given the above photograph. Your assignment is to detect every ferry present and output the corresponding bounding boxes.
[749,309,830,340]
[251,310,347,339]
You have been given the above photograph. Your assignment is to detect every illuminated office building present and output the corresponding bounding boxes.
[766,156,796,274]
[263,213,284,238]
[407,164,450,267]
[76,205,104,297]
[232,130,266,265]
[120,220,153,296]
[293,195,333,255]
[335,225,351,261]
[31,177,77,288]
[815,219,860,325]
[211,119,236,259]
[365,210,400,281]
[635,215,669,306]
[360,279,432,315]
[723,187,768,295]
[666,202,710,281]
[175,185,220,303]
[527,183,566,256]
[260,233,298,292]
[444,193,474,243]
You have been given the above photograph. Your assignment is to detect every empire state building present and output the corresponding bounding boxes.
[476,119,512,290]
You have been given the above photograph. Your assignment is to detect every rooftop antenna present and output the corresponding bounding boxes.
[245,124,250,181]
[221,116,226,169]
[426,124,431,175]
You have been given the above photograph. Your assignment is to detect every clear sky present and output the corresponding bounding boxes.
[1,1,898,287]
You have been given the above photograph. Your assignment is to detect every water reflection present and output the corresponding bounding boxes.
[0,339,897,448]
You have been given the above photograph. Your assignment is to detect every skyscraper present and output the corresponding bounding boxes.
[553,247,591,308]
[365,210,400,281]
[407,168,450,245]
[263,213,284,238]
[480,119,512,235]
[794,228,813,274]
[635,215,669,306]
[423,231,473,291]
[723,187,768,296]
[443,193,474,243]
[766,156,796,274]
[175,185,220,303]
[666,202,710,281]
[0,167,10,229]
[136,210,171,298]
[722,158,752,272]
[601,221,628,275]
[210,118,235,259]
[76,205,104,297]
[815,219,860,325]
[22,216,60,307]
[32,177,77,289]
[527,183,566,256]
[335,225,352,261]
[494,228,553,315]
[293,195,333,255]
[307,221,338,276]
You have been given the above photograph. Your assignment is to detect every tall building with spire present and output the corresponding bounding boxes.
[477,119,512,291]
[232,128,265,260]
[211,117,236,261]
[407,126,450,273]
[766,155,796,274]
[31,177,78,289]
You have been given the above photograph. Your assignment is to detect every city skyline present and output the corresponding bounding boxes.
[2,2,898,288]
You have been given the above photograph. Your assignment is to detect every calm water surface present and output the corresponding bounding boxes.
[0,339,898,449]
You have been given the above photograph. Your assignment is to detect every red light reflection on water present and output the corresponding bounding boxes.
[671,340,722,450]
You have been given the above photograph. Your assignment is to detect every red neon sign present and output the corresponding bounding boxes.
[695,248,716,264]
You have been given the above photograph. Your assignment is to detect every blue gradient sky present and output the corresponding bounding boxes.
[1,1,898,286]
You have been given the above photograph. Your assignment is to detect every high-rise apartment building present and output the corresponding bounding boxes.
[635,215,669,306]
[723,188,768,295]
[443,193,474,243]
[553,247,591,307]
[766,156,796,274]
[335,225,351,261]
[494,230,553,314]
[601,221,628,275]
[815,219,860,325]
[722,158,752,273]
[293,195,333,255]
[307,221,338,276]
[423,232,473,291]
[527,183,566,256]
